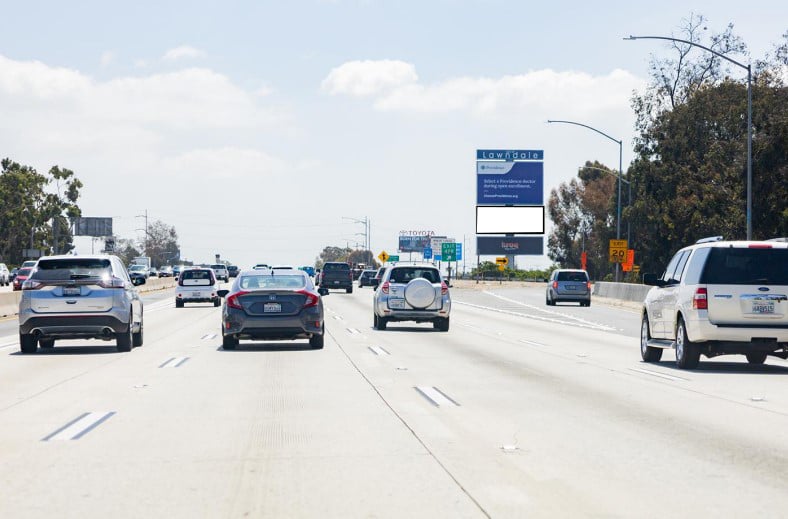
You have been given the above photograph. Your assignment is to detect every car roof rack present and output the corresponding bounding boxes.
[695,236,724,244]
[767,237,788,242]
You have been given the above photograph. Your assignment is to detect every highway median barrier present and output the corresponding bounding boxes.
[592,282,650,303]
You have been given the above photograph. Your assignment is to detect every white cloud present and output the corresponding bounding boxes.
[321,59,417,96]
[100,51,115,67]
[322,60,644,120]
[162,45,207,61]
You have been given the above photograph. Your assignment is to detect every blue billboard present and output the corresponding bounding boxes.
[476,160,543,205]
[399,235,432,253]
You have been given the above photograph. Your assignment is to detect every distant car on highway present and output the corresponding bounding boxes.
[357,269,377,288]
[176,267,220,307]
[640,237,788,369]
[21,260,37,269]
[546,269,591,306]
[211,264,230,282]
[218,269,327,350]
[158,265,174,277]
[0,263,9,286]
[299,266,315,277]
[319,262,353,293]
[9,267,19,282]
[13,267,33,291]
[17,255,144,353]
[371,267,386,289]
[173,265,183,279]
[252,264,270,270]
[227,265,239,278]
[129,264,149,279]
[373,264,450,331]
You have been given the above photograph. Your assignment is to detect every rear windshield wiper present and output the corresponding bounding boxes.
[69,274,97,279]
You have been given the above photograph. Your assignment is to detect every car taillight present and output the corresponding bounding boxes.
[552,281,558,289]
[441,281,448,295]
[381,281,390,294]
[226,291,249,310]
[693,287,708,310]
[98,276,126,289]
[297,289,319,308]
[749,244,772,249]
[586,281,592,290]
[22,279,43,290]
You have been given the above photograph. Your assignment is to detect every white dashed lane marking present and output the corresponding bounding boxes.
[42,412,116,441]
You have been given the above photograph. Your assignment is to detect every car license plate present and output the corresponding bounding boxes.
[264,302,281,313]
[192,291,202,297]
[389,298,405,309]
[566,285,577,290]
[752,302,775,314]
[333,280,340,284]
[63,287,80,296]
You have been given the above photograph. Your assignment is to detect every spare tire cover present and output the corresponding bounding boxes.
[404,278,436,309]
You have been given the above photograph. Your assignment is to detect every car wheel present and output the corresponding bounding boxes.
[20,333,37,354]
[346,287,353,294]
[375,316,388,330]
[175,299,184,308]
[39,338,55,348]
[675,318,700,369]
[132,318,144,347]
[116,318,133,352]
[746,352,768,365]
[546,292,554,306]
[640,313,662,362]
[222,334,238,350]
[373,313,378,328]
[310,325,325,349]
[434,317,450,332]
[213,298,220,307]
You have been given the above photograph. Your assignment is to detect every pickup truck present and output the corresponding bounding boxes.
[319,262,353,293]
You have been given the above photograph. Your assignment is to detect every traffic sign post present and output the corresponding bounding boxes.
[608,239,628,263]
[441,242,457,262]
[378,251,390,263]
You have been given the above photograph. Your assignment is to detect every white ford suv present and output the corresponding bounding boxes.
[640,237,788,368]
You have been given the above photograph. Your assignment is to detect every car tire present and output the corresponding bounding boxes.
[640,313,662,362]
[116,320,133,352]
[346,287,353,294]
[434,317,450,332]
[546,292,554,306]
[20,333,37,354]
[375,316,388,330]
[132,318,144,347]
[310,326,325,349]
[373,313,378,328]
[746,352,768,365]
[222,334,238,350]
[39,338,55,348]
[213,298,220,307]
[175,299,184,308]
[675,318,700,369]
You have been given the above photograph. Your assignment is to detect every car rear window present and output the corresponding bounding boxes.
[32,258,112,280]
[323,263,350,271]
[212,264,226,270]
[389,268,440,284]
[556,271,588,282]
[17,268,33,277]
[700,247,788,285]
[239,274,306,289]
[180,269,215,286]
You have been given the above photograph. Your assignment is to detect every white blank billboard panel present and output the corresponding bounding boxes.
[476,206,544,234]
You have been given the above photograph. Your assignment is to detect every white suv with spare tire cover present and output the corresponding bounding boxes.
[372,264,451,331]
[640,237,788,369]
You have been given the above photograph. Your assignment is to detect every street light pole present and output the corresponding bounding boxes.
[548,119,624,281]
[624,35,753,239]
[578,165,632,244]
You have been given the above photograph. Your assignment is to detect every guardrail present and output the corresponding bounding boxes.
[592,281,650,304]
[0,278,176,318]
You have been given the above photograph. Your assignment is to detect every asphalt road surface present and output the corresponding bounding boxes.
[1,284,787,518]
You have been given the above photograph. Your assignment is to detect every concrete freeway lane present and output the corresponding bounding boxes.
[1,284,788,518]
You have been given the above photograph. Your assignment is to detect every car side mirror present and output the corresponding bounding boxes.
[132,277,145,286]
[217,289,229,298]
[318,288,329,296]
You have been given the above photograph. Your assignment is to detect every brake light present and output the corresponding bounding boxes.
[98,276,126,289]
[297,289,319,308]
[381,281,390,294]
[441,281,448,295]
[552,281,558,289]
[226,290,249,310]
[586,281,592,290]
[749,244,772,249]
[693,287,708,310]
[22,279,43,290]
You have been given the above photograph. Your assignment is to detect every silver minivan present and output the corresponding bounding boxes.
[546,269,591,306]
[18,255,145,353]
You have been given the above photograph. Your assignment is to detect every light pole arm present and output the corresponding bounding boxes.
[547,120,622,147]
[624,35,749,71]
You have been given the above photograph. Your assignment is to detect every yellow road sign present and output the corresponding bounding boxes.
[495,257,508,265]
[378,250,390,263]
[608,239,628,263]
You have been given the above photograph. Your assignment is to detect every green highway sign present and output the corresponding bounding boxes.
[389,255,400,262]
[441,242,457,262]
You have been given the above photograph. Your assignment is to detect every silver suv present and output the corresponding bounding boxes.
[641,237,788,368]
[18,255,145,353]
[373,264,451,331]
[0,263,9,286]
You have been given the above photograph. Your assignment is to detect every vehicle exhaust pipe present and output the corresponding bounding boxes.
[102,328,114,339]
[32,329,42,339]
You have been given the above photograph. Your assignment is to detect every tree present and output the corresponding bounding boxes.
[0,159,83,265]
[315,246,352,268]
[143,220,180,268]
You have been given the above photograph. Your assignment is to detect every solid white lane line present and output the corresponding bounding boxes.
[482,291,617,331]
[629,367,687,382]
[368,346,390,356]
[42,412,116,441]
[415,386,460,407]
[453,300,613,332]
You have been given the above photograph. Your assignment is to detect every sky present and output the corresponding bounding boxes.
[1,0,785,271]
